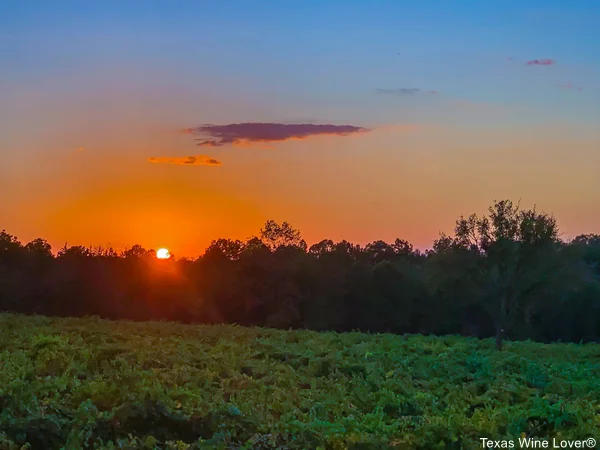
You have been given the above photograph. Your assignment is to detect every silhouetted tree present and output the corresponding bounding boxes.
[0,200,599,345]
[260,220,307,251]
[122,244,155,260]
[205,238,245,260]
[309,239,335,257]
[24,238,52,258]
[451,200,589,349]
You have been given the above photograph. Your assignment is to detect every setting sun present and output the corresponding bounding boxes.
[156,248,171,259]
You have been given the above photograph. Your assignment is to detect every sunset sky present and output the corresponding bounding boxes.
[2,1,599,257]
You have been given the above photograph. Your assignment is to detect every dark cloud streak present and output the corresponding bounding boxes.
[183,122,369,147]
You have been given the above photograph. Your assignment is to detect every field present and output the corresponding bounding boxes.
[0,314,599,449]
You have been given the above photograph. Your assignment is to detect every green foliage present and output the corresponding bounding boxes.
[1,314,600,449]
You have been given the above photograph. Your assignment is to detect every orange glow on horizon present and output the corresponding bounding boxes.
[2,81,599,260]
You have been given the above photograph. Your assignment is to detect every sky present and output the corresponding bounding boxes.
[1,0,599,257]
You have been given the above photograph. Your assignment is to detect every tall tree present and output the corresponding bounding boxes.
[452,200,589,349]
[260,220,307,251]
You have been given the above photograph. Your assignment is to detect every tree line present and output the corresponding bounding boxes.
[1,200,599,348]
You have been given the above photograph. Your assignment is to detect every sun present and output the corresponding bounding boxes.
[156,248,171,259]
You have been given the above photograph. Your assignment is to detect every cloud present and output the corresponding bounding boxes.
[183,122,369,147]
[526,59,556,66]
[148,155,222,166]
[558,83,582,91]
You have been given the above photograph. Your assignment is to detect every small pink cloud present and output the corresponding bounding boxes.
[526,59,556,66]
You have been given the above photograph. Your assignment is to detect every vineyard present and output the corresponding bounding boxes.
[0,313,599,449]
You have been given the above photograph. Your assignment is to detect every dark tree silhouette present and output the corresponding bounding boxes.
[0,203,599,346]
[260,220,307,251]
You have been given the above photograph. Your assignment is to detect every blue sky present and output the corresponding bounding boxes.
[3,1,599,94]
